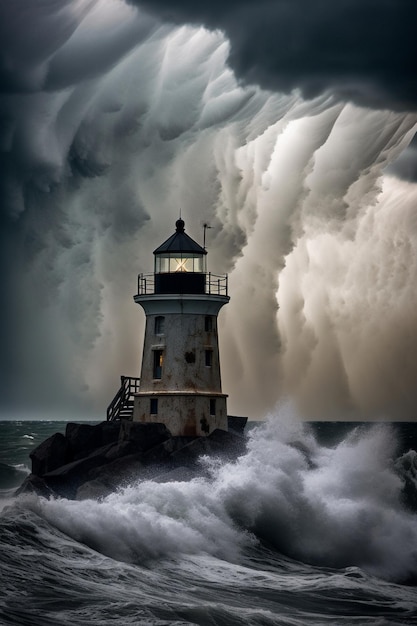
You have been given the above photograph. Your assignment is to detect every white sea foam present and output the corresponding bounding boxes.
[28,407,417,581]
[216,409,417,582]
[32,477,251,564]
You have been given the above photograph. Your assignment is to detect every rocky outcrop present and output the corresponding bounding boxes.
[17,420,247,500]
[30,432,71,476]
[171,428,246,466]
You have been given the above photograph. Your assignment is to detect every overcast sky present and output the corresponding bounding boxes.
[0,0,416,420]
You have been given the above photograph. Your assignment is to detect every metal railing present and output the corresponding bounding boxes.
[106,376,140,421]
[206,273,228,296]
[137,273,155,295]
[136,272,228,296]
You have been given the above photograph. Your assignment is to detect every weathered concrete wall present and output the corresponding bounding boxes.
[134,392,228,436]
[139,312,222,392]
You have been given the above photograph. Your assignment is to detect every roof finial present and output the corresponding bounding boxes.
[176,209,185,233]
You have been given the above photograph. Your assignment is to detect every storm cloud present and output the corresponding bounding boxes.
[0,0,416,420]
[133,0,417,111]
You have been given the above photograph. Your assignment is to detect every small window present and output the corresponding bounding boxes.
[205,349,213,367]
[150,398,158,414]
[205,316,213,332]
[153,350,163,379]
[210,399,216,416]
[155,316,165,335]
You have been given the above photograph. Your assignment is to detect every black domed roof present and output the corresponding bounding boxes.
[153,219,207,255]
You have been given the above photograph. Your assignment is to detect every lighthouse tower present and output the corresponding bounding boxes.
[133,219,229,437]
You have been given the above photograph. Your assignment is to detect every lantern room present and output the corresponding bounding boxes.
[153,218,208,294]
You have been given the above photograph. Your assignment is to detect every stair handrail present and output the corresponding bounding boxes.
[106,375,140,421]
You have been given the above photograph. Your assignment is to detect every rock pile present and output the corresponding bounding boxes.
[17,418,247,500]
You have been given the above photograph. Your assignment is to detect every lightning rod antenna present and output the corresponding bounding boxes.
[203,222,212,249]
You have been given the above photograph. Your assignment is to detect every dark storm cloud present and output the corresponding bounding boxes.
[0,1,157,217]
[0,0,89,93]
[0,0,416,419]
[133,0,417,111]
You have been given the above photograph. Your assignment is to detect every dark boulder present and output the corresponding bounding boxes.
[171,429,246,467]
[104,440,138,462]
[141,436,196,466]
[15,474,56,498]
[170,437,212,467]
[17,418,249,501]
[41,443,116,498]
[65,422,121,460]
[75,478,114,501]
[207,428,247,454]
[30,432,70,477]
[100,421,123,445]
[65,423,98,460]
[87,453,145,485]
[227,416,248,435]
[118,420,172,451]
[76,453,147,500]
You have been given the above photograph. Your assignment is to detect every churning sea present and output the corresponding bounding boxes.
[1,411,417,625]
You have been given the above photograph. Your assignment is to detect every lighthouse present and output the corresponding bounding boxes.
[132,218,230,437]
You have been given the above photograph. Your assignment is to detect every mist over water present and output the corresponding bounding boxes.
[1,0,417,421]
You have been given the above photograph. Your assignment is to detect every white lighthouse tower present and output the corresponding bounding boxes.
[133,218,229,437]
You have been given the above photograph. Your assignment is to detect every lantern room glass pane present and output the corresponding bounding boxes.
[155,256,169,273]
[155,253,205,273]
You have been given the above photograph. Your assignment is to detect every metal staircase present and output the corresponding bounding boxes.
[106,376,140,421]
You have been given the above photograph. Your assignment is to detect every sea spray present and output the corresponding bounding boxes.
[30,477,251,564]
[217,410,417,581]
[20,407,417,582]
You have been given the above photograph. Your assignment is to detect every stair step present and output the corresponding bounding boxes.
[106,377,140,421]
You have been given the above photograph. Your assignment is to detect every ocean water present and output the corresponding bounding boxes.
[1,411,417,625]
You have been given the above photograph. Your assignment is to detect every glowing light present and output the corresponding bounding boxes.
[174,258,188,272]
